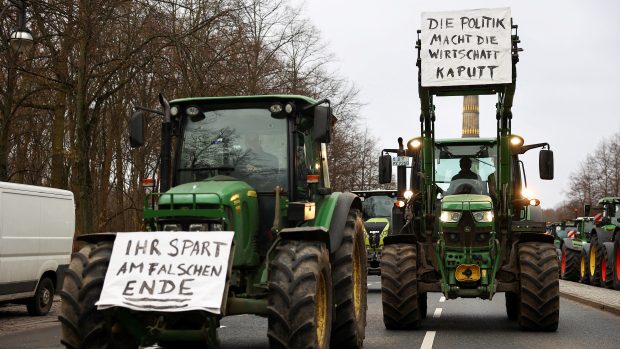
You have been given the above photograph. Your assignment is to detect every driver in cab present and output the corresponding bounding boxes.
[451,157,481,181]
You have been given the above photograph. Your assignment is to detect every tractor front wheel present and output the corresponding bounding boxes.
[59,242,137,349]
[267,240,332,349]
[579,247,590,284]
[517,242,559,331]
[601,242,614,289]
[589,235,602,286]
[330,210,367,348]
[560,245,580,282]
[380,243,420,330]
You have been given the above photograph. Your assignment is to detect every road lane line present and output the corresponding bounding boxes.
[439,296,446,302]
[420,331,436,349]
[433,308,442,318]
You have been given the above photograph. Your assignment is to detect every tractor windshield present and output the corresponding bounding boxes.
[176,107,288,192]
[434,143,497,196]
[361,195,394,219]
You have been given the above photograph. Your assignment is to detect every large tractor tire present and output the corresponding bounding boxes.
[560,245,580,282]
[267,240,333,349]
[517,242,559,332]
[59,242,137,349]
[330,210,367,348]
[505,292,519,320]
[589,234,602,286]
[601,242,614,289]
[579,247,590,284]
[380,243,420,330]
[613,234,620,290]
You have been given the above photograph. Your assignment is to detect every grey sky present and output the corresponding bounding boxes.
[293,0,620,208]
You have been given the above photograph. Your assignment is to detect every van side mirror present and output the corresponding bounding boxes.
[313,106,332,143]
[379,155,392,184]
[539,149,554,180]
[129,110,145,148]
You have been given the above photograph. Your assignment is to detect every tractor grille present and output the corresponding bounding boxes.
[443,212,492,247]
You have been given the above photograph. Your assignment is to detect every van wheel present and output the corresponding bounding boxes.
[59,242,137,349]
[27,277,54,316]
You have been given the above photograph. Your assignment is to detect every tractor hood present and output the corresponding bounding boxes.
[158,176,256,207]
[441,194,493,211]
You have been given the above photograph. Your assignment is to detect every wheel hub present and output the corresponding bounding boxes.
[589,247,596,276]
[352,236,363,322]
[315,272,327,348]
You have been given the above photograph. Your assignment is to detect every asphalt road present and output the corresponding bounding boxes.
[1,276,619,349]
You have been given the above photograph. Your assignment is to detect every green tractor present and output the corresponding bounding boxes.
[59,95,368,348]
[585,197,620,289]
[376,22,559,331]
[352,190,398,275]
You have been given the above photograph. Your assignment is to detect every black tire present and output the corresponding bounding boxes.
[613,234,620,290]
[380,243,420,330]
[267,240,332,349]
[601,243,614,289]
[579,247,590,284]
[505,292,519,320]
[517,242,559,331]
[330,211,367,348]
[27,277,54,316]
[560,245,580,282]
[59,242,137,349]
[589,235,602,286]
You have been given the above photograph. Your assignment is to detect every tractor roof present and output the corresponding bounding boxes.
[598,197,620,204]
[351,190,397,198]
[435,138,497,146]
[171,95,317,105]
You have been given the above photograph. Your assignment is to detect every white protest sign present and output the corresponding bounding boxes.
[97,231,234,314]
[421,8,512,87]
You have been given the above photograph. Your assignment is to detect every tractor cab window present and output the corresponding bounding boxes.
[177,107,288,192]
[434,143,497,196]
[361,195,394,220]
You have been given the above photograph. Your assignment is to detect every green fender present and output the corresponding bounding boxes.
[314,192,362,253]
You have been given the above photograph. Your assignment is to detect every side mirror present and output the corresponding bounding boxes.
[129,110,145,148]
[584,204,591,217]
[539,149,554,180]
[379,155,392,184]
[313,106,332,143]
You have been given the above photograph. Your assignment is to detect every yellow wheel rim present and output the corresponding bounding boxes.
[580,255,586,278]
[589,247,596,276]
[315,271,327,348]
[352,234,363,322]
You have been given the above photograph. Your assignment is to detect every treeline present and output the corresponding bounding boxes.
[0,0,382,235]
[542,129,620,222]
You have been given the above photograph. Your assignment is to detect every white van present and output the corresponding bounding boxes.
[0,182,75,315]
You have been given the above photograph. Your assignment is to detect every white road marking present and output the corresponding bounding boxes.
[219,325,226,328]
[367,283,373,286]
[420,331,436,349]
[439,296,446,303]
[433,308,442,318]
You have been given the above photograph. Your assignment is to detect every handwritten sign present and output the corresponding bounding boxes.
[97,231,234,314]
[421,8,512,87]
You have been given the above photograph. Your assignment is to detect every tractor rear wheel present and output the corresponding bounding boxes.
[613,234,620,290]
[517,242,559,332]
[505,292,519,320]
[330,210,367,348]
[380,243,420,330]
[601,242,614,289]
[579,247,590,284]
[267,240,332,349]
[560,245,580,282]
[59,242,137,349]
[589,235,602,286]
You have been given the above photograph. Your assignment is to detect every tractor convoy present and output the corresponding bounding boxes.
[553,198,620,290]
[55,7,618,349]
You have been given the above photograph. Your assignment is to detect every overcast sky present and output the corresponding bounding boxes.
[292,0,620,208]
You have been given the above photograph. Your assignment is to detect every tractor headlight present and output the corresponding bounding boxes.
[189,223,209,231]
[163,224,181,231]
[404,190,413,200]
[440,211,462,223]
[473,210,494,223]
